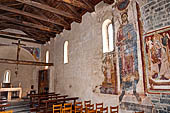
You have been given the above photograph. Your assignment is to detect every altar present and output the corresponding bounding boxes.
[0,87,22,101]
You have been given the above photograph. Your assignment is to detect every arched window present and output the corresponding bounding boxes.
[45,50,49,69]
[102,19,114,53]
[3,70,11,83]
[64,41,69,64]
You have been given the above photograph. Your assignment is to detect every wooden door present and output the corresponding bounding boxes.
[38,69,50,94]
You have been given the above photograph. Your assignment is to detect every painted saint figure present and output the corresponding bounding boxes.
[117,11,141,102]
[161,33,170,63]
[150,33,169,80]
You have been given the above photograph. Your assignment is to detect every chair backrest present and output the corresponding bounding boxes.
[100,106,108,113]
[0,110,13,113]
[62,103,72,113]
[96,103,103,112]
[75,102,83,113]
[110,106,118,113]
[88,109,97,113]
[53,104,62,113]
[75,102,82,106]
[135,111,144,113]
[84,100,91,107]
[86,104,94,111]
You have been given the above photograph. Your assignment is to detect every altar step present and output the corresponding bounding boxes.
[6,100,32,113]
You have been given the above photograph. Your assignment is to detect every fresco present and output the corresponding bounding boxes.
[100,52,117,94]
[100,1,142,103]
[143,28,170,92]
[117,9,141,102]
[0,43,40,61]
[23,47,40,61]
[117,0,130,11]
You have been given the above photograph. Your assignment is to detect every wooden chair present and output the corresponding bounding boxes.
[96,103,103,112]
[110,106,118,113]
[135,111,144,113]
[73,102,83,113]
[62,103,72,113]
[88,109,97,113]
[100,107,108,113]
[0,110,13,113]
[83,100,91,113]
[86,104,94,113]
[84,100,91,107]
[53,104,62,113]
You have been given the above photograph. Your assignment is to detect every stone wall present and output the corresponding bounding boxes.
[42,0,170,113]
[0,31,41,96]
[49,1,119,107]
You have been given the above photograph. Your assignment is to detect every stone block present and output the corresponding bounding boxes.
[160,99,170,105]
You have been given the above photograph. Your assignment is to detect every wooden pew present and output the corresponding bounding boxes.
[0,98,10,111]
[0,104,10,111]
[42,97,79,113]
[37,95,68,111]
[30,93,60,112]
[30,93,60,106]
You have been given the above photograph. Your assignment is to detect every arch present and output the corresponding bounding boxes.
[3,70,11,83]
[102,19,114,53]
[64,41,69,64]
[0,46,35,61]
[45,50,50,69]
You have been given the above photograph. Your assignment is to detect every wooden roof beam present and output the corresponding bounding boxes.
[0,23,49,41]
[0,34,45,44]
[82,0,95,12]
[0,58,53,66]
[65,4,82,19]
[0,15,60,33]
[0,4,70,29]
[15,0,81,23]
[103,0,115,4]
[59,0,94,12]
[0,31,30,38]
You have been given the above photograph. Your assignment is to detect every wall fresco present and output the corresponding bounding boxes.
[100,1,143,103]
[143,28,170,92]
[0,43,40,61]
[117,9,141,102]
[100,52,117,94]
[23,47,40,61]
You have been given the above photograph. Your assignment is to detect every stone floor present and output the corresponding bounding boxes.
[5,99,33,113]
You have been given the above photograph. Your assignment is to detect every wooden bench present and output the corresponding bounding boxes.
[0,103,10,111]
[30,93,60,108]
[42,97,79,113]
[37,95,68,111]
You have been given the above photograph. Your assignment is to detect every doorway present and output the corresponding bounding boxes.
[38,69,50,94]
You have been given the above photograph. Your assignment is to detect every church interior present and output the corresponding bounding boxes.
[0,0,170,113]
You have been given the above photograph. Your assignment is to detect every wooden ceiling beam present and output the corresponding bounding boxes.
[0,23,49,41]
[0,31,30,38]
[21,30,48,42]
[0,4,70,29]
[15,0,81,23]
[81,0,95,12]
[59,0,94,12]
[29,6,68,30]
[0,34,45,44]
[6,3,23,7]
[0,15,60,33]
[103,0,114,4]
[0,58,53,66]
[54,15,71,30]
[23,16,63,32]
[65,4,82,20]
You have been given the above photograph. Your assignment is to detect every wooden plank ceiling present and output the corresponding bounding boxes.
[0,0,114,44]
